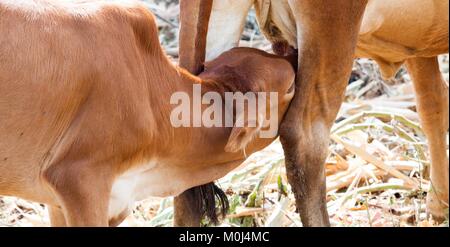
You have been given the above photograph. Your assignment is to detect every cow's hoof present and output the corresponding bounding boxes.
[427,190,449,222]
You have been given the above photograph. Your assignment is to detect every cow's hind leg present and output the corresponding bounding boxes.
[174,188,203,227]
[280,0,368,227]
[406,57,449,221]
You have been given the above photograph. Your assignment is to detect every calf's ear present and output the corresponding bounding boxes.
[224,114,263,153]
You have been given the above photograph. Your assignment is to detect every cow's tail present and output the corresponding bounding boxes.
[192,182,229,225]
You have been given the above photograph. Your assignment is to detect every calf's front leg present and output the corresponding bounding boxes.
[279,0,368,227]
[44,161,113,226]
[48,205,67,227]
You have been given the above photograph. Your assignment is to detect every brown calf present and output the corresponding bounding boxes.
[0,0,296,226]
[179,0,449,226]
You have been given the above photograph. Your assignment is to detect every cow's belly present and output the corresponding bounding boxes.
[257,0,448,79]
[356,0,449,78]
[108,159,244,220]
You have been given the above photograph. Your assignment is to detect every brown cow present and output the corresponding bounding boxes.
[179,0,449,226]
[0,0,296,226]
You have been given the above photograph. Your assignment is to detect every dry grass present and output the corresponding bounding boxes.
[1,0,448,227]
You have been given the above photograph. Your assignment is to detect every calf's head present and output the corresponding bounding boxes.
[199,47,296,153]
